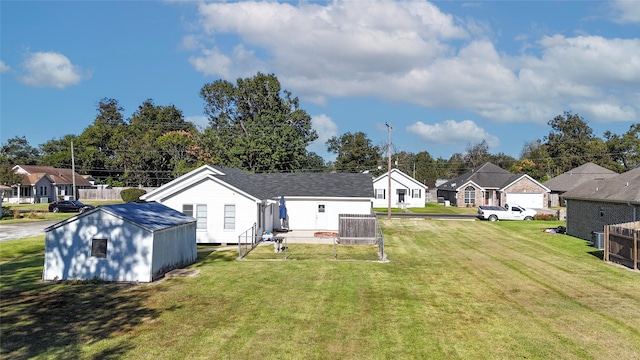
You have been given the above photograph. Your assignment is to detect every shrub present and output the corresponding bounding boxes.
[1,206,12,219]
[534,213,557,221]
[120,188,147,203]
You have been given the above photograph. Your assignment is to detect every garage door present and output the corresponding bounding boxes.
[506,193,544,209]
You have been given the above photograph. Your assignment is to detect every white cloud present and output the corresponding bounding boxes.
[407,119,499,148]
[0,60,9,73]
[184,1,640,127]
[19,51,89,89]
[609,0,640,23]
[308,114,338,156]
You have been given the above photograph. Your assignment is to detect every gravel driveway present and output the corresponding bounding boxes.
[0,220,59,241]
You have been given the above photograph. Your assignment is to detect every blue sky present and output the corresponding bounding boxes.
[1,0,639,162]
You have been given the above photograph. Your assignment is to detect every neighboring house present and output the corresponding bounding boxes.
[543,162,617,207]
[437,162,550,208]
[43,202,197,283]
[5,165,94,204]
[561,166,640,242]
[140,165,374,244]
[371,168,427,208]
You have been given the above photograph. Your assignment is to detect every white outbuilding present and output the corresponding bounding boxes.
[43,202,197,283]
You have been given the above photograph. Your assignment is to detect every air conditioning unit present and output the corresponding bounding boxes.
[592,232,605,249]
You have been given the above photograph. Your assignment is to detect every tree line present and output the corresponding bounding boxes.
[1,73,639,187]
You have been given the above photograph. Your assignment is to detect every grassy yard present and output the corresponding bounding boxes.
[2,220,640,359]
[374,202,479,215]
[1,200,124,223]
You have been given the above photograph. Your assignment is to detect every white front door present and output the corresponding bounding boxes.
[316,203,327,229]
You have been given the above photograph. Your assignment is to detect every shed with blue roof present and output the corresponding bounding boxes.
[43,202,197,282]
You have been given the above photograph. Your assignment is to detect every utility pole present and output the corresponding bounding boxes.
[385,122,392,219]
[71,140,77,200]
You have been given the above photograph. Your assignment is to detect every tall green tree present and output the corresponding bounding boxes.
[544,112,602,175]
[39,134,78,168]
[513,140,553,181]
[77,98,127,179]
[326,132,381,173]
[120,100,195,186]
[199,72,318,172]
[604,123,640,171]
[0,136,40,166]
[0,166,22,186]
[463,140,491,168]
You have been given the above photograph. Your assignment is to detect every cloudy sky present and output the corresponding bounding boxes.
[1,0,639,162]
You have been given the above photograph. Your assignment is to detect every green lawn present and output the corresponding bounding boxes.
[1,200,124,223]
[375,202,478,215]
[2,220,640,359]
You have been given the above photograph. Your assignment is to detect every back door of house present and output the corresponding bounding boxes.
[316,203,327,229]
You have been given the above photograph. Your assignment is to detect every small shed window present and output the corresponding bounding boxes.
[375,189,385,199]
[182,204,193,217]
[224,205,235,230]
[91,238,107,258]
[464,186,475,205]
[412,189,421,198]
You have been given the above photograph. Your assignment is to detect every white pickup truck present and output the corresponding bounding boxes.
[477,203,537,221]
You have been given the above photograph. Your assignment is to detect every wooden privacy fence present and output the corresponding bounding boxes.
[78,187,156,201]
[338,213,385,261]
[604,221,639,270]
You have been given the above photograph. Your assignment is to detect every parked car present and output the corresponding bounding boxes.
[48,200,95,213]
[477,203,537,221]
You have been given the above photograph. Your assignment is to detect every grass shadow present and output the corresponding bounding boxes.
[0,252,164,359]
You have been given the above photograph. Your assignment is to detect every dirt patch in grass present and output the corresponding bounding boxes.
[314,231,338,237]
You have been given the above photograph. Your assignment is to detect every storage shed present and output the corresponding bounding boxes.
[43,202,197,283]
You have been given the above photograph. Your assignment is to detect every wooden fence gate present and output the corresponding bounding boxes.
[604,221,639,270]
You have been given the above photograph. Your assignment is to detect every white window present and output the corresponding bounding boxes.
[196,205,207,229]
[412,189,421,198]
[464,186,475,205]
[375,189,385,199]
[224,205,235,230]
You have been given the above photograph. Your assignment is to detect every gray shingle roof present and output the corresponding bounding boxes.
[561,167,640,204]
[542,162,617,192]
[438,163,519,190]
[251,172,374,198]
[213,166,272,200]
[100,202,196,231]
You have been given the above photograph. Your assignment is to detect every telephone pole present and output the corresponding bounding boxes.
[385,122,392,219]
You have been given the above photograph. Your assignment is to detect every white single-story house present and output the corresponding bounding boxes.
[371,168,427,208]
[140,165,374,244]
[5,165,94,204]
[43,202,197,283]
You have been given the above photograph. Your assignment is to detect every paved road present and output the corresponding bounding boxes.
[0,220,59,241]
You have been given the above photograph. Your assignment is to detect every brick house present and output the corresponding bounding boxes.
[562,166,640,242]
[542,162,617,207]
[437,162,549,208]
